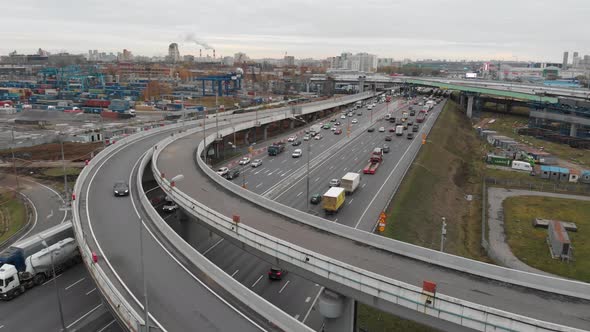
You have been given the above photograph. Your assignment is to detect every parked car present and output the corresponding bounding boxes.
[292,149,302,158]
[382,144,390,153]
[216,167,229,177]
[331,127,337,131]
[410,110,415,116]
[378,127,385,132]
[113,181,129,197]
[329,178,341,187]
[310,194,322,204]
[251,159,263,167]
[239,157,250,165]
[385,135,392,141]
[335,121,341,126]
[226,168,240,180]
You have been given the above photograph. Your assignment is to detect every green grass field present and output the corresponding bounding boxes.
[42,167,82,177]
[0,191,27,244]
[503,196,590,282]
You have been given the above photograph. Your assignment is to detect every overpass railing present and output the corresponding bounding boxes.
[152,113,589,332]
[71,92,373,331]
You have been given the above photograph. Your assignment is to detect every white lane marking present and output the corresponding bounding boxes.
[361,183,366,188]
[21,177,67,224]
[354,157,358,161]
[329,166,334,170]
[231,269,239,277]
[334,218,338,222]
[343,167,348,172]
[314,177,320,182]
[348,198,354,205]
[256,183,263,188]
[305,296,311,303]
[341,156,345,159]
[281,160,287,163]
[203,238,224,256]
[267,171,275,176]
[65,277,85,290]
[251,275,264,288]
[279,280,291,294]
[66,303,103,329]
[97,320,116,332]
[86,288,97,296]
[42,273,62,286]
[47,209,53,220]
[13,192,37,241]
[0,325,4,329]
[296,192,303,197]
[145,186,160,194]
[294,314,300,320]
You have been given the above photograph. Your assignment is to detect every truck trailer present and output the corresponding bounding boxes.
[322,187,346,214]
[363,148,383,174]
[267,142,286,156]
[0,223,79,300]
[341,172,360,194]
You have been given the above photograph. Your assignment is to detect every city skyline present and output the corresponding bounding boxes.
[2,0,590,62]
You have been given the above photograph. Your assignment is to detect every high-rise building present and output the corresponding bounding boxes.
[330,52,377,72]
[168,43,180,63]
[284,55,295,66]
[573,52,580,67]
[562,51,569,69]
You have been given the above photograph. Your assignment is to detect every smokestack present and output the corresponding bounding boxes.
[199,49,202,58]
[213,49,216,58]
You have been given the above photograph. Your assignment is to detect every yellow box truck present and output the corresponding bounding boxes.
[322,187,345,215]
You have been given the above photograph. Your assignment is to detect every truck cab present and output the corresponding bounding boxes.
[0,265,26,300]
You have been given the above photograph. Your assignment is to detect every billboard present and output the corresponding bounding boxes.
[465,72,477,79]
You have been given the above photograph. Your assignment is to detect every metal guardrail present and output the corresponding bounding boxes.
[152,101,589,331]
[70,93,372,331]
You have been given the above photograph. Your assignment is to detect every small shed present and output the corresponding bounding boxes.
[540,166,570,181]
[581,170,590,184]
[569,169,580,183]
[548,221,572,261]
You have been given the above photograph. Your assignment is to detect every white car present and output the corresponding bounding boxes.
[216,167,229,176]
[239,157,250,165]
[340,115,346,119]
[351,119,358,124]
[367,105,373,110]
[347,112,353,117]
[162,203,179,212]
[287,136,297,142]
[314,134,322,140]
[292,149,302,158]
[251,159,263,167]
[378,127,385,132]
[303,135,311,141]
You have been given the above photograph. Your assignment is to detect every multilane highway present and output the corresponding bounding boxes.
[156,98,590,330]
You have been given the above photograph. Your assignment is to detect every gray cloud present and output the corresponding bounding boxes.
[1,0,589,61]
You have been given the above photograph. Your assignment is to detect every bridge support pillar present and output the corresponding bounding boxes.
[262,124,269,141]
[459,94,466,108]
[466,95,474,118]
[318,289,355,332]
[570,123,579,137]
[289,120,295,129]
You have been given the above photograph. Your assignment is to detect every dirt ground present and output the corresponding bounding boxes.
[0,142,103,162]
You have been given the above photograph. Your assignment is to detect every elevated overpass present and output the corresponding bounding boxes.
[73,91,590,332]
[153,98,590,331]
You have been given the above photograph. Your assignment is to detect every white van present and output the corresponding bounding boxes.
[511,161,533,172]
[395,125,404,136]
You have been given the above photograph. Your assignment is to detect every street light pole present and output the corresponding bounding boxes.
[440,217,447,252]
[203,109,207,165]
[60,133,69,206]
[139,218,149,332]
[40,236,66,331]
[306,141,311,212]
[10,127,19,194]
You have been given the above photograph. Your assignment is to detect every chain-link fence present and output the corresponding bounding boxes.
[484,177,590,195]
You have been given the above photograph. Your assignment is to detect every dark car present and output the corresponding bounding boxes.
[330,118,337,122]
[412,124,419,132]
[334,129,342,135]
[407,132,414,139]
[385,135,392,141]
[292,140,302,146]
[410,111,415,116]
[407,121,414,126]
[382,144,390,153]
[310,194,322,204]
[389,117,396,123]
[226,169,240,180]
[113,182,129,196]
[268,267,286,280]
[367,127,375,132]
[335,121,341,126]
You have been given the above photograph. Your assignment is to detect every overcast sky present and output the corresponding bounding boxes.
[2,0,589,62]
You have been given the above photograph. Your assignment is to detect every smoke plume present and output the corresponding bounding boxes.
[184,33,213,50]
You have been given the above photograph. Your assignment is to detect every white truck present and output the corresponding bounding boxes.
[341,172,360,194]
[310,124,322,135]
[0,223,80,300]
[395,125,404,136]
